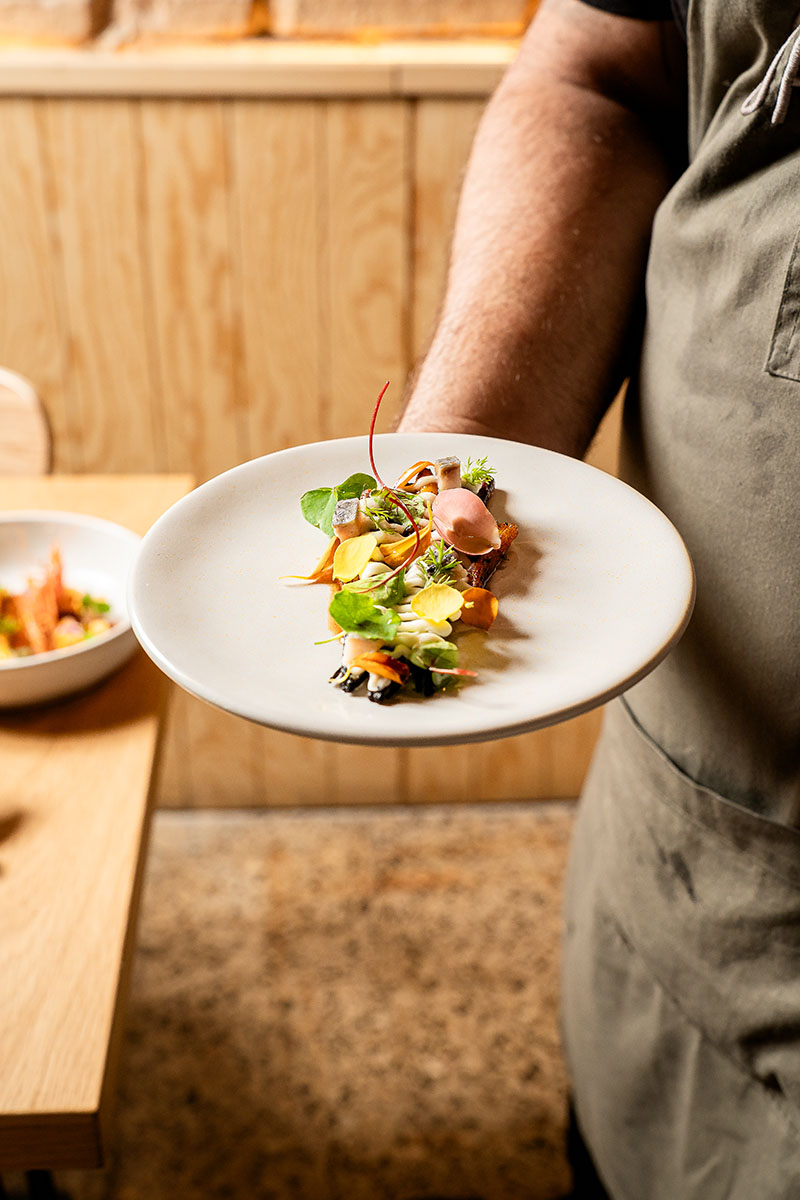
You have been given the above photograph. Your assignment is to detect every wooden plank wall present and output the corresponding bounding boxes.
[0,92,613,807]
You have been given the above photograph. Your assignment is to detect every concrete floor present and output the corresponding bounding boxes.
[36,802,576,1200]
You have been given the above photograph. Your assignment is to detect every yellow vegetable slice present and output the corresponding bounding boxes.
[411,583,464,623]
[333,533,378,582]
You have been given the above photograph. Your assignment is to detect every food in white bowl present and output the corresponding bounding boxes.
[0,512,141,707]
[1,546,117,658]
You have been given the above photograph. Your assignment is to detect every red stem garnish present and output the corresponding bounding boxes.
[368,380,391,488]
[364,379,422,591]
[428,667,478,678]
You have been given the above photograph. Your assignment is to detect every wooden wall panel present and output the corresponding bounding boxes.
[411,97,486,362]
[323,100,410,435]
[137,98,246,482]
[326,742,405,806]
[229,99,323,455]
[585,389,623,477]
[0,100,72,471]
[39,98,159,473]
[152,688,193,806]
[256,730,331,805]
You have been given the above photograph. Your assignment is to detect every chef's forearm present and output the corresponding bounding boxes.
[399,2,683,455]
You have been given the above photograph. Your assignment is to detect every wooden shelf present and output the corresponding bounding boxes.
[0,37,515,97]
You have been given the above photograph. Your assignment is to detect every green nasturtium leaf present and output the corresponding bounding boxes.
[300,473,377,538]
[328,590,399,642]
[336,473,376,502]
[300,488,336,534]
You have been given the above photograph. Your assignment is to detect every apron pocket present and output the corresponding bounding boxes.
[767,226,800,381]
[590,699,800,1110]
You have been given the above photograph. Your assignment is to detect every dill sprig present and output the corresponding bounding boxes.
[461,456,495,488]
[420,540,460,584]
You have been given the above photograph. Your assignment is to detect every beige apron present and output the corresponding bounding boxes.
[562,4,800,1196]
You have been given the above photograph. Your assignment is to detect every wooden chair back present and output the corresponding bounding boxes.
[0,368,51,475]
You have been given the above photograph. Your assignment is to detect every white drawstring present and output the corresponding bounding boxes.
[741,23,800,125]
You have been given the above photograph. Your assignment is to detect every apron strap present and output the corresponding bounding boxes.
[741,24,800,124]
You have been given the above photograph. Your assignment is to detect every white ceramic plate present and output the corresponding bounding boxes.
[0,511,141,708]
[129,434,695,746]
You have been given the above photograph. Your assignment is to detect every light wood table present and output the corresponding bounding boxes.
[0,475,192,1174]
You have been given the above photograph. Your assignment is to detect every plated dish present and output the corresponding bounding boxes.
[128,431,695,747]
[0,512,141,708]
[296,438,518,704]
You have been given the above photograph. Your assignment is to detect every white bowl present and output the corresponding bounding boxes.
[0,511,141,708]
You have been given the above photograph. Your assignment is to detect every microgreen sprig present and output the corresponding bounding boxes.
[420,540,460,584]
[461,456,495,488]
